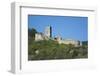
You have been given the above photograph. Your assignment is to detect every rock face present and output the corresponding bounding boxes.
[35,25,82,46]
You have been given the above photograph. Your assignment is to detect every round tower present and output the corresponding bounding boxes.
[44,25,52,38]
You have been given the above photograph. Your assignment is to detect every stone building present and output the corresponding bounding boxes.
[54,36,81,47]
[35,26,52,41]
[35,33,44,41]
[44,26,52,38]
[34,25,82,46]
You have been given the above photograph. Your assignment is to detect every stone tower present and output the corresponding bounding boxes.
[44,25,52,38]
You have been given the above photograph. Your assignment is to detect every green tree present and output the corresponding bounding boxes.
[28,28,37,39]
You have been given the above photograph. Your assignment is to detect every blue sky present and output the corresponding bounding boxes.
[28,15,88,41]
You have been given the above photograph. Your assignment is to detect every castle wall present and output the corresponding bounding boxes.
[34,26,81,47]
[58,40,80,47]
[35,33,44,41]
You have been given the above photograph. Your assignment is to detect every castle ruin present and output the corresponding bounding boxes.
[35,25,82,47]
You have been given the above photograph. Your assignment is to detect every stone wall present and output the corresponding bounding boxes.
[35,33,44,41]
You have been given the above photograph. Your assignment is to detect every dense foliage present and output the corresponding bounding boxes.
[28,28,37,40]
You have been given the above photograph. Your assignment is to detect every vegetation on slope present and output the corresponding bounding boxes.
[28,28,88,60]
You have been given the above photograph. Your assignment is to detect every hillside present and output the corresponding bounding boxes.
[28,39,88,60]
[28,28,88,60]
